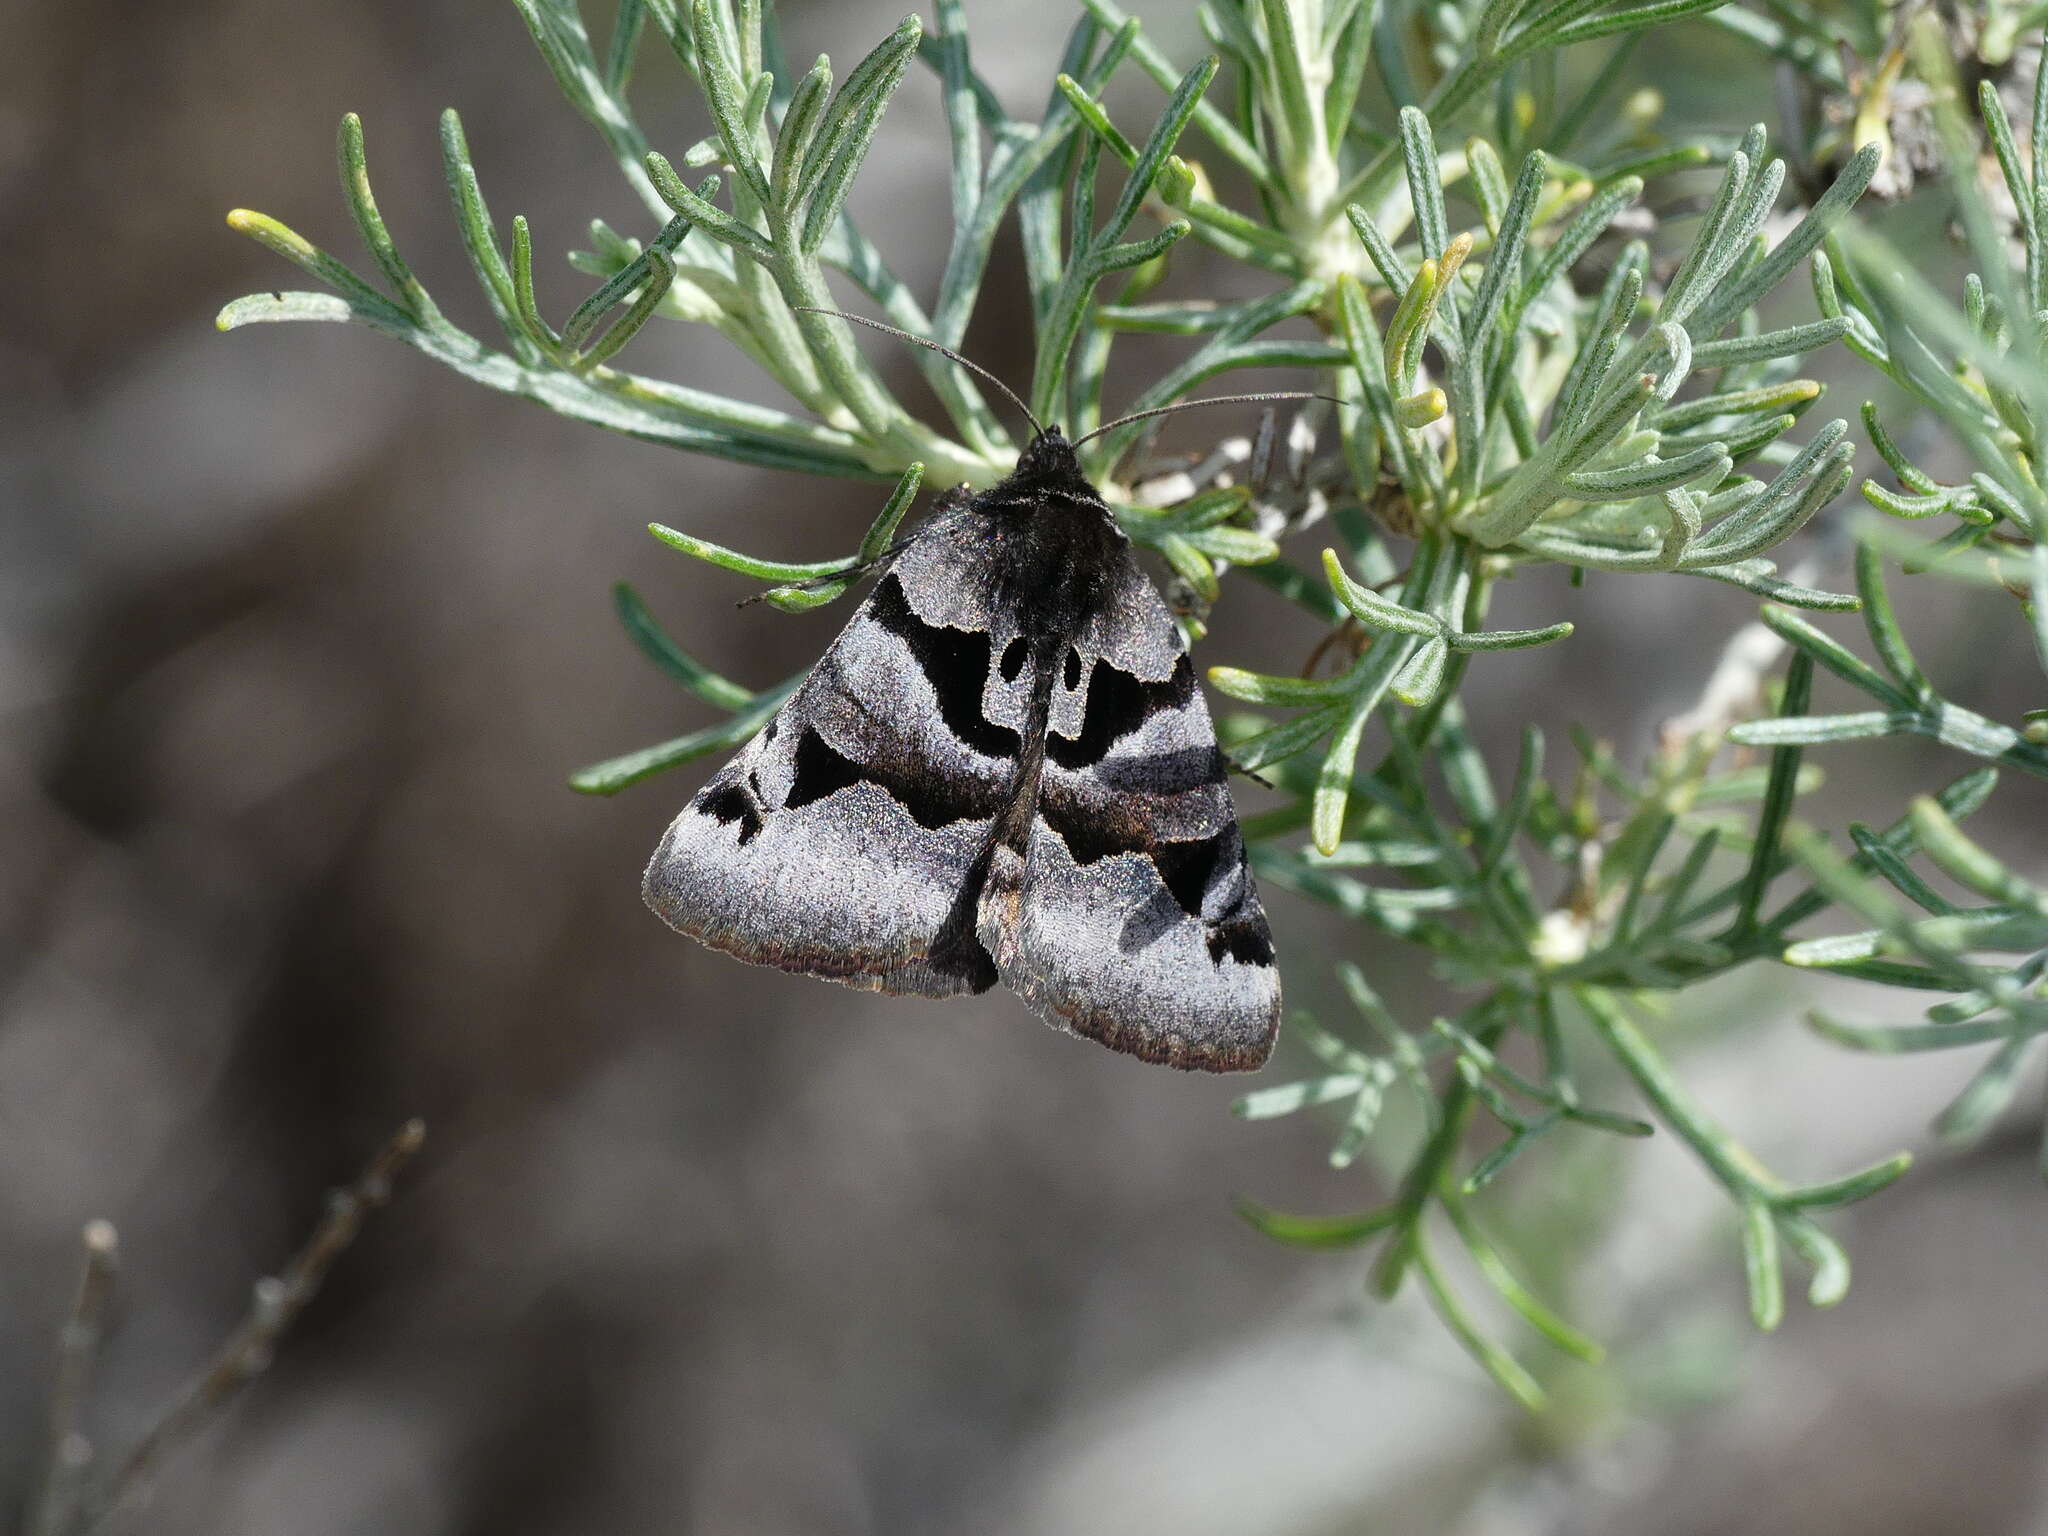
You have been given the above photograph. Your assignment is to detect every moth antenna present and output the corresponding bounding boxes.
[792,307,1044,438]
[1070,392,1347,451]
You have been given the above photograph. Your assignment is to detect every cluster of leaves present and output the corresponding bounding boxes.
[221,0,2047,1406]
[1716,1,2047,88]
[1736,17,2048,1186]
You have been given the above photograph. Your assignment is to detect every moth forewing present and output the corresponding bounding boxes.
[642,504,1020,996]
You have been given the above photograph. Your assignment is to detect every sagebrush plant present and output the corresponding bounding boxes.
[217,0,2048,1406]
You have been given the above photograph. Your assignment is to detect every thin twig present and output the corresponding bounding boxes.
[74,1120,426,1533]
[30,1220,120,1536]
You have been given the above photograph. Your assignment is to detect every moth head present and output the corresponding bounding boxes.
[1011,425,1102,500]
[1016,423,1073,471]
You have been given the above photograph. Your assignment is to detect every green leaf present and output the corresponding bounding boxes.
[1233,1198,1400,1250]
[562,205,701,353]
[1729,650,1812,934]
[1312,693,1380,856]
[1910,796,2045,909]
[1698,142,1879,332]
[1694,560,1860,611]
[1779,1215,1852,1307]
[1779,1155,1915,1208]
[439,109,523,339]
[1753,603,1912,709]
[338,112,432,320]
[1740,1200,1784,1331]
[613,582,753,708]
[1449,620,1574,653]
[570,678,796,795]
[1854,542,1931,701]
[223,209,404,323]
[772,57,833,208]
[800,16,923,253]
[1322,549,1440,637]
[1391,636,1448,707]
[1413,1231,1547,1412]
[1691,319,1851,370]
[217,291,356,329]
[1564,444,1730,501]
[1441,1193,1605,1364]
[649,522,847,582]
[1207,668,1353,707]
[646,151,774,259]
[1234,702,1348,773]
[688,0,774,207]
[1234,1074,1368,1119]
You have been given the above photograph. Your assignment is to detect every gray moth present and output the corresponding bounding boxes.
[643,426,1281,1072]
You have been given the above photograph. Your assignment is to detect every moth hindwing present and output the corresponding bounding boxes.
[643,429,1280,1072]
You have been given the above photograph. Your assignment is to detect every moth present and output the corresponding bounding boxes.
[644,324,1294,1072]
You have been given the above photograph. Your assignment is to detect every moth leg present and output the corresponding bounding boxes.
[1220,750,1274,789]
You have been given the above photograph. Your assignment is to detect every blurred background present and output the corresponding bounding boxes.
[3,2,2046,1532]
